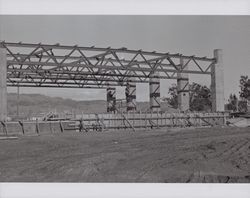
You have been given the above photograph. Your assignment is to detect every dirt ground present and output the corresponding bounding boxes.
[0,126,249,183]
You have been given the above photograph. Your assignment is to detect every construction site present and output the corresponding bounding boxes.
[0,41,249,182]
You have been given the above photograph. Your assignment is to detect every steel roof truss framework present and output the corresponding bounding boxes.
[0,42,215,89]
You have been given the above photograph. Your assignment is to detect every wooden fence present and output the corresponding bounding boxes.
[0,112,228,135]
[75,112,228,132]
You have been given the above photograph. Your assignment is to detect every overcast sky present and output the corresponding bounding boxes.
[0,16,249,101]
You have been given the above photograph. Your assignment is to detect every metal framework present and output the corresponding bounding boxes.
[0,41,215,89]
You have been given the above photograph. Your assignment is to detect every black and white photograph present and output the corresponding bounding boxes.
[0,0,250,197]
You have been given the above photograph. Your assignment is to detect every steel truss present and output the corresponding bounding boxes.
[0,41,216,89]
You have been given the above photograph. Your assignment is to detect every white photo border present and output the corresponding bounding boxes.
[0,0,250,197]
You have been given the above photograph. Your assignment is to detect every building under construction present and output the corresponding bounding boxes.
[0,41,227,134]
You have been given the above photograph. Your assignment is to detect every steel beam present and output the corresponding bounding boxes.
[7,84,108,89]
[0,41,215,62]
[6,68,178,81]
[0,41,216,90]
[7,60,212,75]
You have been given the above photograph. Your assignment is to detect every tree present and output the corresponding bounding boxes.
[227,93,238,112]
[166,83,178,109]
[238,75,250,112]
[165,82,212,111]
[239,75,250,100]
[189,83,211,111]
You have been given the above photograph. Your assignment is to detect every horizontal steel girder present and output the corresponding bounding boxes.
[1,41,215,88]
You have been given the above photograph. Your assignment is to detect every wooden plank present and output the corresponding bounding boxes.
[0,136,18,140]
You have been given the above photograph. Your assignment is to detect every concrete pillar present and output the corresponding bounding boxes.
[126,78,136,112]
[149,71,160,112]
[106,87,116,113]
[211,49,224,112]
[177,57,190,111]
[0,48,7,121]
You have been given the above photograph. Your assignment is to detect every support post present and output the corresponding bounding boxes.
[0,48,7,121]
[177,57,190,112]
[126,78,136,112]
[17,85,20,118]
[149,71,161,112]
[106,87,116,113]
[211,49,224,112]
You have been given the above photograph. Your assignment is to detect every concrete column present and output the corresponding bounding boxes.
[0,48,7,121]
[106,87,116,113]
[177,57,189,111]
[211,49,224,112]
[149,71,160,112]
[126,78,136,112]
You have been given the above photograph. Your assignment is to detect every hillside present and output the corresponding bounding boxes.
[7,93,176,118]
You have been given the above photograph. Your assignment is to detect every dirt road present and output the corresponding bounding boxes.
[0,127,249,182]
